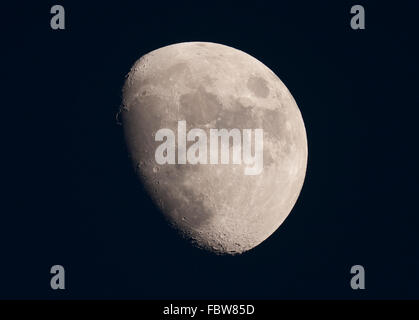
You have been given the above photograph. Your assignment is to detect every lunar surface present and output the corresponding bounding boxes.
[120,42,308,254]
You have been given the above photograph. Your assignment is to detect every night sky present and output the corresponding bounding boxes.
[3,1,418,299]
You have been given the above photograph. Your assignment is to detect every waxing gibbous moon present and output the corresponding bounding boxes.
[121,42,308,254]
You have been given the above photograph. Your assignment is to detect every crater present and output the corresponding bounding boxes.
[165,184,214,231]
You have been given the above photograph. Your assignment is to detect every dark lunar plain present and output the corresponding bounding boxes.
[2,1,419,299]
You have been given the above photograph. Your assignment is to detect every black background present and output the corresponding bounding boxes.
[2,1,418,299]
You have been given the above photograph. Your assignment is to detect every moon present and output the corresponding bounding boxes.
[120,42,308,254]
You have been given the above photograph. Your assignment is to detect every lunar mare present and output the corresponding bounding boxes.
[121,42,308,254]
[154,120,264,175]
